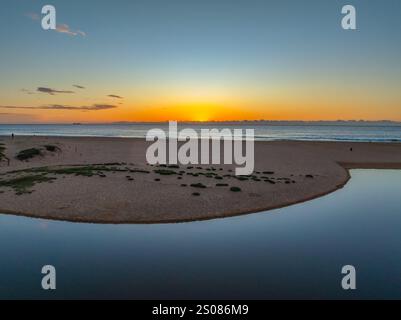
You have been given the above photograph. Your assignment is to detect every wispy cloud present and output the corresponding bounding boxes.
[0,112,33,116]
[0,104,118,111]
[25,12,40,21]
[56,24,86,37]
[37,87,75,95]
[25,13,86,37]
[108,94,124,99]
[21,88,35,95]
[0,112,40,123]
[73,85,85,89]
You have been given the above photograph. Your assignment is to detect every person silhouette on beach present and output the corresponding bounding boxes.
[11,133,14,139]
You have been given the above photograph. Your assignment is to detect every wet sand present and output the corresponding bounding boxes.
[0,136,401,223]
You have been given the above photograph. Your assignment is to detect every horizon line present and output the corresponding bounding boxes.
[1,119,401,126]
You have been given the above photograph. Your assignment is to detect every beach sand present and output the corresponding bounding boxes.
[0,136,401,223]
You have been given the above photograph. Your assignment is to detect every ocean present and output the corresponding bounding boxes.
[1,122,401,142]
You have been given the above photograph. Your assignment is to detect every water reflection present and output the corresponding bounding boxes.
[1,170,401,299]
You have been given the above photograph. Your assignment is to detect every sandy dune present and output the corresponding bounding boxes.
[0,136,401,223]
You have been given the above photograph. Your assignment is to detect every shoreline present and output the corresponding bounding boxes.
[1,170,352,225]
[1,134,401,144]
[0,136,401,224]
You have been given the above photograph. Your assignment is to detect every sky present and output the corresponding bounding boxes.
[0,0,400,123]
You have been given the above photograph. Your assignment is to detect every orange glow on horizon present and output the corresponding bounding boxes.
[3,95,401,123]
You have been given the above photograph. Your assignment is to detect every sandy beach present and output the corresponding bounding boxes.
[0,136,401,223]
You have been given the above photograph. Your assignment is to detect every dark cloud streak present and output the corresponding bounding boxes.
[108,94,124,99]
[0,104,118,111]
[37,87,75,95]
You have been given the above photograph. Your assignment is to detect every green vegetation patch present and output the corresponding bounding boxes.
[8,164,149,178]
[157,164,179,169]
[49,165,130,177]
[48,166,102,177]
[101,162,124,166]
[49,166,97,177]
[265,179,276,184]
[0,143,7,161]
[129,169,150,174]
[16,148,42,161]
[154,169,177,176]
[186,172,199,177]
[236,176,249,181]
[11,165,129,177]
[44,145,60,152]
[190,183,207,189]
[230,186,242,192]
[0,174,56,195]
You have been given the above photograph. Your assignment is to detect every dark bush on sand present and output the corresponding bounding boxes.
[154,169,176,175]
[16,148,42,161]
[44,145,60,152]
[0,143,7,161]
[190,183,207,189]
[230,186,242,192]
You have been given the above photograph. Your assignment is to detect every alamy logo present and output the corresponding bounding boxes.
[341,5,357,30]
[41,5,56,30]
[146,121,255,176]
[41,265,56,290]
[341,265,356,290]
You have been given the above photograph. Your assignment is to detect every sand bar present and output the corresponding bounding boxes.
[0,136,401,223]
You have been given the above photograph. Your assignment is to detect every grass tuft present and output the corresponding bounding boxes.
[236,176,249,181]
[0,143,7,162]
[16,148,42,161]
[154,169,177,175]
[44,145,60,152]
[230,186,242,192]
[0,175,56,194]
[190,183,207,189]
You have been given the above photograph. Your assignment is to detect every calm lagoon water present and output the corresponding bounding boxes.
[1,169,401,299]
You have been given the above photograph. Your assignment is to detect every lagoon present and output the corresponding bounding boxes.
[1,169,401,299]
